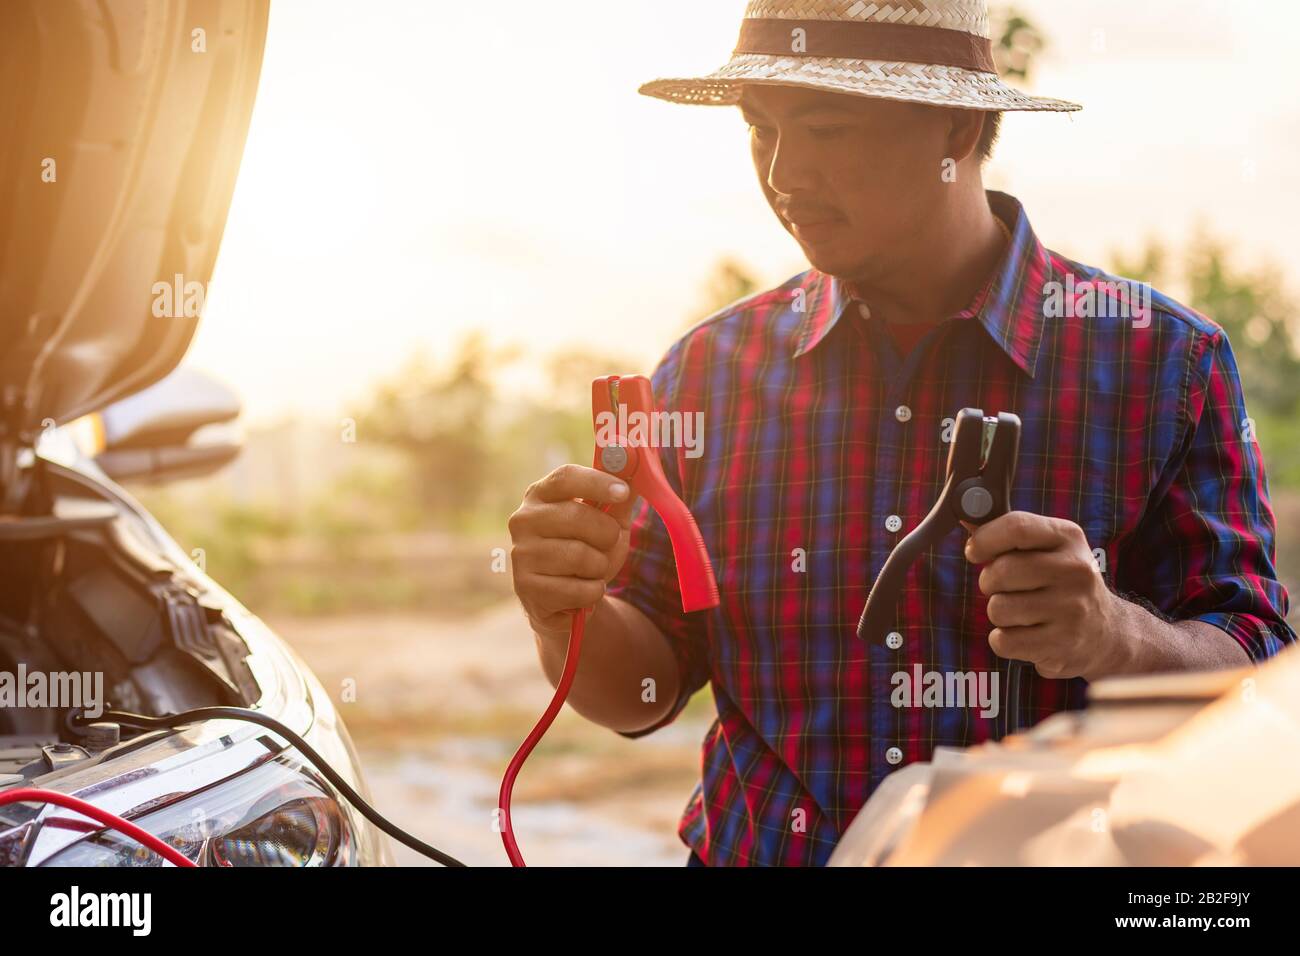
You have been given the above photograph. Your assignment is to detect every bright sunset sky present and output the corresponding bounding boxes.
[189,0,1300,424]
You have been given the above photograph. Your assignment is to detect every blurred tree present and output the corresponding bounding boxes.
[1185,246,1300,418]
[1112,237,1300,417]
[683,258,760,334]
[544,348,643,409]
[358,333,500,525]
[991,7,1045,81]
[1111,236,1300,487]
[702,258,759,314]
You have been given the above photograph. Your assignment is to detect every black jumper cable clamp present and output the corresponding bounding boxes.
[856,408,1031,736]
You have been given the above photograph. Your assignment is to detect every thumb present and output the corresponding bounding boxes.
[605,484,640,528]
[577,481,639,528]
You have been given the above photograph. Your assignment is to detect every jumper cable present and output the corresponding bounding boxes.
[498,375,719,866]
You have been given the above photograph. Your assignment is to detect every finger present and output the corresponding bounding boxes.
[987,625,1050,662]
[598,489,640,530]
[978,550,1070,596]
[965,512,1081,564]
[515,572,607,616]
[527,609,575,641]
[513,538,610,580]
[985,591,1051,629]
[530,464,631,507]
[530,500,625,551]
[1033,660,1074,680]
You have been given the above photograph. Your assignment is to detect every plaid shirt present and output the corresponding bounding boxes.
[607,191,1295,867]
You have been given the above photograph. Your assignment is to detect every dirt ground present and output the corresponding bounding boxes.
[266,602,711,866]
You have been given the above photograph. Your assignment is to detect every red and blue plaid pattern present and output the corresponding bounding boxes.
[607,191,1294,866]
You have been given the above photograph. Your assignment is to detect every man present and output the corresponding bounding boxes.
[507,0,1294,866]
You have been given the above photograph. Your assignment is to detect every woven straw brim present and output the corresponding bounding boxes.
[640,54,1080,112]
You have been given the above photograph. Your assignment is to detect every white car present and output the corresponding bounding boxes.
[0,0,391,867]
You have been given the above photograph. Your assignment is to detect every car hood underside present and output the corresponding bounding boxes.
[0,0,268,450]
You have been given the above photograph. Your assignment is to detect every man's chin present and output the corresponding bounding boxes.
[784,221,875,278]
[802,246,872,281]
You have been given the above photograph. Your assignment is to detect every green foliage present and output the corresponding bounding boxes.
[356,335,497,528]
[1187,251,1299,418]
[1250,411,1300,491]
[695,259,759,329]
[1111,236,1300,485]
[991,7,1045,81]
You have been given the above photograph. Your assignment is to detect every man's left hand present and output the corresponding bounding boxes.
[964,511,1124,681]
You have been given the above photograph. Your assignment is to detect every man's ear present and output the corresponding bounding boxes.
[946,107,985,164]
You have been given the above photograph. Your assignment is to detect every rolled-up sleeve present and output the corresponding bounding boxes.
[1122,328,1295,661]
[605,350,712,738]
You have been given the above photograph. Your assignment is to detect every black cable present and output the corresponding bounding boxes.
[81,706,467,868]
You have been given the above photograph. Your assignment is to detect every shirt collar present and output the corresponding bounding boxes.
[791,191,1053,378]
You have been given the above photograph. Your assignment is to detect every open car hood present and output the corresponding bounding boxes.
[0,0,268,441]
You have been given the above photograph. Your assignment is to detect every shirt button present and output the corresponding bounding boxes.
[885,514,903,533]
[885,747,904,766]
[885,631,903,650]
[894,405,912,423]
[858,303,872,320]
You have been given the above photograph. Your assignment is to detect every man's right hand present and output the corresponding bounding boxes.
[508,464,636,639]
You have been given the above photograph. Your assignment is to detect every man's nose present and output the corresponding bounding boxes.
[765,133,819,197]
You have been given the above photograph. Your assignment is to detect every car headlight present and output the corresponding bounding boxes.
[2,608,388,867]
[38,755,355,867]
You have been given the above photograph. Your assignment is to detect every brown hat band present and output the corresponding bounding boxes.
[734,18,996,74]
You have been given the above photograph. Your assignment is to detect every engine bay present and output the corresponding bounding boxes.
[0,460,259,785]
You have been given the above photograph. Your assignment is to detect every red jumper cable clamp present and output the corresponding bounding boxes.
[498,375,719,866]
[856,408,1031,735]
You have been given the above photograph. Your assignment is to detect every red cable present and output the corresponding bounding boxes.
[498,607,588,867]
[0,787,197,867]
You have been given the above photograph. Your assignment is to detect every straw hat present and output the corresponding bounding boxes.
[639,0,1080,112]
